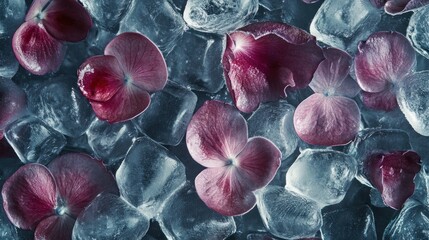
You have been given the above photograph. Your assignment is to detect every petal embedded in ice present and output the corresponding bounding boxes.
[34,215,75,240]
[104,32,168,93]
[385,0,429,14]
[293,93,361,146]
[42,0,92,42]
[77,55,125,102]
[0,78,27,131]
[195,167,256,216]
[1,164,56,229]
[361,87,398,111]
[186,100,248,168]
[47,153,119,217]
[12,21,66,75]
[354,31,416,92]
[235,137,281,190]
[365,151,421,209]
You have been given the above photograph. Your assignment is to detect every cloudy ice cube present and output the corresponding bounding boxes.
[370,188,387,208]
[133,82,197,146]
[0,207,17,240]
[183,0,258,34]
[310,0,381,53]
[119,0,186,54]
[0,37,18,78]
[166,31,225,93]
[256,185,322,239]
[286,149,357,206]
[0,0,26,37]
[26,77,93,138]
[397,71,429,136]
[248,101,298,160]
[86,28,117,56]
[86,118,139,166]
[322,205,376,240]
[407,7,429,59]
[72,193,149,240]
[80,0,132,31]
[116,136,186,218]
[159,183,236,240]
[5,115,66,165]
[259,0,283,11]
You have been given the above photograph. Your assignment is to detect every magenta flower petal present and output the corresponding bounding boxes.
[34,215,74,240]
[195,167,257,216]
[41,0,92,42]
[77,55,125,102]
[12,21,66,75]
[104,32,168,92]
[385,0,429,14]
[362,87,398,111]
[223,22,324,113]
[365,151,421,209]
[355,31,416,93]
[1,164,56,230]
[186,100,248,168]
[25,0,49,21]
[235,137,281,190]
[370,0,387,8]
[47,153,119,217]
[334,76,361,99]
[294,93,360,146]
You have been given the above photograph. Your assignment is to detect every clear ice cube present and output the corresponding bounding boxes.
[80,0,132,31]
[0,0,26,37]
[0,37,18,78]
[0,207,17,240]
[407,7,429,59]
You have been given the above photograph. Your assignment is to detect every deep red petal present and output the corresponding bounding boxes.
[355,31,415,92]
[0,78,27,131]
[186,100,248,168]
[89,85,151,123]
[47,153,119,217]
[42,0,92,42]
[362,87,398,111]
[1,164,56,229]
[293,93,360,146]
[104,32,168,92]
[385,0,429,14]
[12,21,66,75]
[34,215,74,240]
[195,167,256,216]
[235,137,281,190]
[77,55,125,102]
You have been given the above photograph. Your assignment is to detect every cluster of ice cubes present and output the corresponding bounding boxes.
[1,0,429,239]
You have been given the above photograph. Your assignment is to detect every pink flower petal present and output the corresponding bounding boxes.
[362,87,398,111]
[186,100,248,168]
[334,76,361,98]
[235,137,281,190]
[34,215,74,240]
[293,93,360,146]
[0,78,27,131]
[354,31,416,93]
[365,151,421,209]
[25,0,49,21]
[223,22,324,113]
[47,153,119,217]
[89,86,151,123]
[1,164,56,229]
[385,0,429,14]
[77,55,125,102]
[104,32,168,92]
[369,0,386,8]
[12,21,66,75]
[42,0,92,42]
[195,167,256,216]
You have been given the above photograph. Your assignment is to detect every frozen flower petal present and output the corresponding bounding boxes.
[34,215,74,240]
[361,87,398,111]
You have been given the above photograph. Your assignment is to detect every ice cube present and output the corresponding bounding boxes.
[256,185,322,239]
[133,82,197,146]
[0,0,26,37]
[166,31,225,93]
[115,136,186,218]
[259,0,283,11]
[158,183,236,239]
[80,0,132,31]
[247,101,298,160]
[0,37,19,78]
[322,205,377,240]
[407,7,429,59]
[72,193,149,240]
[183,0,259,34]
[286,149,357,206]
[5,115,66,165]
[310,0,381,53]
[0,207,17,240]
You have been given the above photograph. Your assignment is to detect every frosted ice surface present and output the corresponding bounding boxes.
[80,0,132,31]
[322,205,376,240]
[310,0,381,53]
[407,7,429,59]
[133,82,197,146]
[0,0,26,37]
[286,149,357,206]
[5,115,66,165]
[247,101,298,160]
[159,184,236,240]
[183,0,259,34]
[256,185,322,239]
[72,193,149,240]
[115,136,186,219]
[0,37,18,78]
[0,208,17,240]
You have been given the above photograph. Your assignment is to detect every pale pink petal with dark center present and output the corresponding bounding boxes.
[362,87,398,111]
[186,100,248,168]
[34,215,75,240]
[47,153,119,217]
[293,93,360,146]
[1,164,56,230]
[355,31,416,93]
